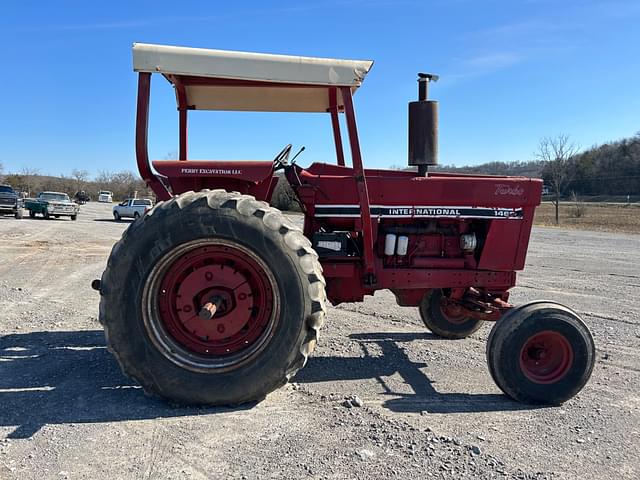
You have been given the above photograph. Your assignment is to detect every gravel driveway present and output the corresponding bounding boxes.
[0,202,638,479]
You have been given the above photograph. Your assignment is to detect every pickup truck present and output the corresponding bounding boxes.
[113,198,153,220]
[0,184,23,218]
[25,191,79,220]
[98,190,113,203]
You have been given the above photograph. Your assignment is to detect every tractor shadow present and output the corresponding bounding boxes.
[1,329,538,439]
[0,330,253,439]
[296,332,539,414]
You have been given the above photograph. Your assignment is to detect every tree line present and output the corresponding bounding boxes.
[0,167,153,201]
[1,133,637,204]
[434,133,640,197]
[433,160,546,178]
[566,135,640,196]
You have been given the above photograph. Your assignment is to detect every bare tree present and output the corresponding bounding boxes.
[71,168,90,192]
[536,135,579,224]
[20,167,41,197]
[0,161,4,183]
[94,170,146,201]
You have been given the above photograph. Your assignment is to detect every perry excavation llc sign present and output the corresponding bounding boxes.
[314,205,524,219]
[180,168,242,175]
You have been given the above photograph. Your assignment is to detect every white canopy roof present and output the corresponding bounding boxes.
[132,43,374,112]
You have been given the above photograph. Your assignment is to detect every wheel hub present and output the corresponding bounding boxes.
[519,330,574,384]
[439,298,469,325]
[143,239,280,372]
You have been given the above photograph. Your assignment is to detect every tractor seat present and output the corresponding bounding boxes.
[152,160,274,183]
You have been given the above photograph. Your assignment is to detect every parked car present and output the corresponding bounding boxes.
[24,191,79,220]
[98,190,113,203]
[113,198,153,220]
[0,184,23,218]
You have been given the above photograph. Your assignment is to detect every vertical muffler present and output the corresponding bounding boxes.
[408,73,439,176]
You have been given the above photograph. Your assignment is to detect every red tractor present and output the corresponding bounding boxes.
[95,43,595,406]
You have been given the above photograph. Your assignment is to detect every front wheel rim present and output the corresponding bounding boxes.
[143,238,280,373]
[438,295,470,325]
[519,330,574,384]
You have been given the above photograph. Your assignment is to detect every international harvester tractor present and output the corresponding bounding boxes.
[94,44,595,406]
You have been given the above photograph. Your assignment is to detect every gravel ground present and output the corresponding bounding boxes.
[0,202,638,479]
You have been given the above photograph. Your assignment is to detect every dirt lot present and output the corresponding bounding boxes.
[0,202,638,479]
[534,201,640,234]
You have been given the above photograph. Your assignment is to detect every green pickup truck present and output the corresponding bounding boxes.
[24,191,80,220]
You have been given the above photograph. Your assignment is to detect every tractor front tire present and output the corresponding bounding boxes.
[486,301,595,405]
[98,190,326,406]
[419,289,483,339]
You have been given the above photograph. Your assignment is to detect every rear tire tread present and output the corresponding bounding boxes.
[99,189,326,405]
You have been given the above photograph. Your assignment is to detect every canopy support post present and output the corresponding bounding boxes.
[328,88,345,166]
[340,87,376,283]
[175,79,188,161]
[136,72,172,200]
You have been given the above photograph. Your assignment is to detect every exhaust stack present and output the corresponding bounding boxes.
[408,73,439,176]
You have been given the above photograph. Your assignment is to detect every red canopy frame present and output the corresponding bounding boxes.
[134,72,377,274]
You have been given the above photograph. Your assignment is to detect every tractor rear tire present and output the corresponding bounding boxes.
[98,190,326,406]
[419,289,483,339]
[486,301,595,405]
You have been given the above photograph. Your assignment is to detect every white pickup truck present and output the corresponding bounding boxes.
[113,198,153,220]
[98,191,113,203]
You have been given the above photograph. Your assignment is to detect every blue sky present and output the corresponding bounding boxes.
[1,0,639,177]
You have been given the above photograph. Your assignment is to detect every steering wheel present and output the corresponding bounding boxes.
[273,144,293,170]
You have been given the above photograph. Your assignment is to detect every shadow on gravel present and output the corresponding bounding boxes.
[93,219,133,223]
[297,332,538,415]
[8,217,68,221]
[0,330,254,439]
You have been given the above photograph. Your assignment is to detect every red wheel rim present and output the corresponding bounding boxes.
[143,239,279,372]
[519,330,574,384]
[439,298,469,325]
